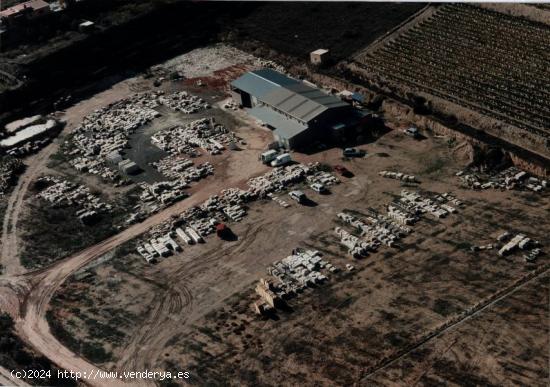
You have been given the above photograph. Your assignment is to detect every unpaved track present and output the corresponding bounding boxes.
[360,265,550,382]
[1,141,59,276]
[0,365,32,387]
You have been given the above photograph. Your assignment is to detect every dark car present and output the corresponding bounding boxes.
[342,148,366,157]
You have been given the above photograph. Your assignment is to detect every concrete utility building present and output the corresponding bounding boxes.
[231,69,368,149]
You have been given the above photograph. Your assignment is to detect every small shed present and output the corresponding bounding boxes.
[79,20,95,32]
[310,49,330,65]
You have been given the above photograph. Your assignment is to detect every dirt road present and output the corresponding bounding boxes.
[0,143,58,276]
[360,264,550,382]
[0,365,32,387]
[14,160,267,381]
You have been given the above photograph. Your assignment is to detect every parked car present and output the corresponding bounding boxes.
[289,190,306,203]
[404,126,420,138]
[310,183,327,193]
[342,148,366,157]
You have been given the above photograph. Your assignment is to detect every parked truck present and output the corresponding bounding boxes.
[271,153,292,167]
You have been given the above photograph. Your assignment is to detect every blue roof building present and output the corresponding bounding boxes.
[230,69,363,149]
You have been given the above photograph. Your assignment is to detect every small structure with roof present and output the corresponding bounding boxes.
[310,48,330,65]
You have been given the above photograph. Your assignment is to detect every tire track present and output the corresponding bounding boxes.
[360,264,550,382]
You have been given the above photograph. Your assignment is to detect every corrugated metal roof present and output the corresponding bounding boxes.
[247,106,308,139]
[232,69,349,123]
[262,83,348,123]
[231,69,300,100]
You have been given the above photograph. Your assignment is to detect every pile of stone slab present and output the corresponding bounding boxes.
[334,226,371,257]
[265,249,332,301]
[201,188,252,222]
[151,156,213,182]
[138,180,189,206]
[36,176,112,223]
[267,193,290,208]
[337,211,402,249]
[151,117,235,156]
[496,231,541,257]
[379,170,418,183]
[457,167,547,192]
[137,232,183,262]
[387,204,418,225]
[306,169,340,187]
[400,190,453,219]
[0,156,24,195]
[156,91,210,113]
[2,118,60,157]
[248,164,311,197]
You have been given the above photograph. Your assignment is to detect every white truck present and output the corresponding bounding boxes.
[260,150,278,164]
[271,153,292,167]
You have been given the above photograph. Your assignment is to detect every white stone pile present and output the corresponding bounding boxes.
[151,157,213,182]
[387,204,418,225]
[334,226,371,257]
[137,232,182,263]
[156,91,210,113]
[400,190,452,219]
[248,164,311,197]
[138,180,189,206]
[201,188,252,222]
[457,167,547,192]
[496,232,541,257]
[151,117,235,156]
[223,100,238,110]
[379,170,418,183]
[151,157,194,179]
[254,58,286,73]
[267,249,331,296]
[0,157,23,195]
[36,176,112,223]
[306,170,340,186]
[337,211,402,248]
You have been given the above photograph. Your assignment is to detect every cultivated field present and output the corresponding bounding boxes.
[48,130,549,385]
[355,4,550,149]
[230,2,426,61]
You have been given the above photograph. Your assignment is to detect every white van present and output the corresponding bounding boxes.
[271,153,292,167]
[260,150,278,164]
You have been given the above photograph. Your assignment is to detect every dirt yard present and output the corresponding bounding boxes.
[48,128,549,385]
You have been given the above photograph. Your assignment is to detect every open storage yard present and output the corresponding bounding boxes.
[47,129,549,385]
[0,3,549,386]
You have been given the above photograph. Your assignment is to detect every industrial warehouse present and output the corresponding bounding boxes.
[231,69,370,149]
